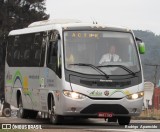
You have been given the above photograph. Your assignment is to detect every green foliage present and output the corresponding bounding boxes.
[0,0,49,98]
[134,30,160,84]
[0,0,160,92]
[0,0,49,36]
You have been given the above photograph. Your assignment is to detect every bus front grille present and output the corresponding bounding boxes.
[80,80,131,87]
[80,104,129,114]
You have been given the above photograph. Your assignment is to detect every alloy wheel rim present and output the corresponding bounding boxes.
[51,105,56,121]
[19,103,23,115]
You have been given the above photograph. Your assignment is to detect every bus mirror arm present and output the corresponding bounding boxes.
[49,34,60,43]
[135,37,142,43]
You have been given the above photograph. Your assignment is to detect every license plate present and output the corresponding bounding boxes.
[98,112,113,118]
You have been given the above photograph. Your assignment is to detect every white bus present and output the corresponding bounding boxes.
[5,19,145,125]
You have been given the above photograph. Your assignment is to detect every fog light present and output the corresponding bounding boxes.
[71,107,76,112]
[132,108,137,113]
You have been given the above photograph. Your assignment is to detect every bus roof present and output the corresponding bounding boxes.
[28,19,82,27]
[8,19,131,36]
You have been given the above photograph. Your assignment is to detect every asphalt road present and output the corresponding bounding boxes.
[0,117,160,132]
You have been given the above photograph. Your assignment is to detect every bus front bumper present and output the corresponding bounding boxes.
[58,94,143,117]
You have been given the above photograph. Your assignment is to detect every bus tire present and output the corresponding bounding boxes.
[3,108,11,117]
[18,95,29,118]
[118,116,131,125]
[50,96,63,124]
[29,110,38,119]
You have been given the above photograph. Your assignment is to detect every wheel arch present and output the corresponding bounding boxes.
[48,92,54,111]
[16,90,21,108]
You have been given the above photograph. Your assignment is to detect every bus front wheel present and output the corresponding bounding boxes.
[18,95,29,118]
[49,97,63,124]
[118,116,131,125]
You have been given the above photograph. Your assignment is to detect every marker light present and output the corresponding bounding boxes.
[127,91,144,100]
[63,90,86,99]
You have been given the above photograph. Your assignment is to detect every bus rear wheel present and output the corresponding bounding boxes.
[29,110,38,119]
[2,108,11,117]
[118,116,131,125]
[18,95,29,118]
[49,97,63,124]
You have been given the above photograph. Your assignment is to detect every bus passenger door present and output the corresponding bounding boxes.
[46,31,62,111]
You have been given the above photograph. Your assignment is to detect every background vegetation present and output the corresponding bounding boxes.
[134,30,160,85]
[0,0,160,99]
[0,0,49,98]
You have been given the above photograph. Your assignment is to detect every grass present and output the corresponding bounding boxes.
[139,109,160,119]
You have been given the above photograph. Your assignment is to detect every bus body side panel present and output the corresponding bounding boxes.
[38,67,51,112]
[5,65,25,108]
[38,67,63,113]
[22,67,40,110]
[5,66,41,110]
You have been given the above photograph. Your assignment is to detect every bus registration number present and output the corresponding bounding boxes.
[98,112,113,117]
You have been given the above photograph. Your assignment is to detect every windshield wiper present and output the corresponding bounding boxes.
[70,63,109,79]
[98,65,136,76]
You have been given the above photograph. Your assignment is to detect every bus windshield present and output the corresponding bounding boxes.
[64,31,140,75]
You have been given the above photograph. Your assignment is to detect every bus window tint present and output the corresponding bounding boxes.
[47,40,58,71]
[7,32,45,67]
[47,31,61,78]
[34,33,41,45]
[14,36,20,46]
[64,31,140,75]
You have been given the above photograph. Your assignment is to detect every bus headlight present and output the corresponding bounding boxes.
[127,92,144,100]
[63,90,86,99]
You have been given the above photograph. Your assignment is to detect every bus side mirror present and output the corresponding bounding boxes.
[136,37,145,54]
[138,42,145,54]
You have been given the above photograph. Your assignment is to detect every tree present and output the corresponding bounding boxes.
[0,0,49,115]
[0,0,49,35]
[134,30,160,84]
[0,0,49,90]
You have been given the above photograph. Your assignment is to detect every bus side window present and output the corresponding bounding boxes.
[48,42,57,71]
[34,33,41,45]
[47,31,61,78]
[35,49,41,61]
[14,36,20,46]
[24,49,30,60]
[13,35,22,66]
[32,32,45,67]
[14,50,20,60]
